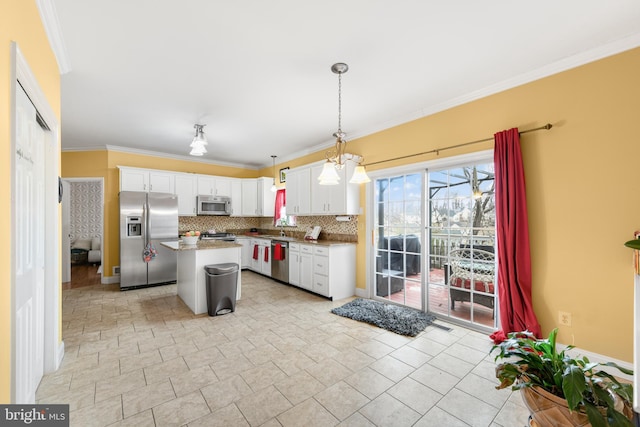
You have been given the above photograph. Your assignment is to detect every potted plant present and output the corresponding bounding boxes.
[493,328,634,426]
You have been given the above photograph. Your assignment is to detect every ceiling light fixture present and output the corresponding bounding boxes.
[318,63,370,185]
[189,124,207,156]
[270,155,277,192]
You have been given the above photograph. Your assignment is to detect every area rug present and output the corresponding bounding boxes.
[331,298,445,336]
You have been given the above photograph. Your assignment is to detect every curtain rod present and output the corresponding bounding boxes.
[363,123,553,167]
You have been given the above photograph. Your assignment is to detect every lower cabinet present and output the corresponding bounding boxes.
[289,243,355,299]
[236,237,251,269]
[289,243,313,291]
[249,238,271,277]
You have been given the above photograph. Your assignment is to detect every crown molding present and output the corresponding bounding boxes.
[291,32,640,163]
[102,145,259,170]
[36,0,72,75]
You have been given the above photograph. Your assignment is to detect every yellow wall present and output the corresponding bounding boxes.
[1,0,61,402]
[341,47,640,361]
[63,48,640,363]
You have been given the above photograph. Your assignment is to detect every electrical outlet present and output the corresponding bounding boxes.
[558,311,572,326]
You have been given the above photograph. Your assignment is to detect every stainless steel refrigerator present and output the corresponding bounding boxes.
[119,191,178,290]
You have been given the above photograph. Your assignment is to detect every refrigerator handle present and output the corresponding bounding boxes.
[142,202,148,246]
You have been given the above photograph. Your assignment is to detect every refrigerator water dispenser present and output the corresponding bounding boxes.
[127,217,142,236]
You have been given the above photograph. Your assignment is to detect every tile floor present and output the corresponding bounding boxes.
[36,271,531,427]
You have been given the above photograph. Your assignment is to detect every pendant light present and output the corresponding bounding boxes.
[270,155,278,192]
[189,124,208,156]
[318,63,371,185]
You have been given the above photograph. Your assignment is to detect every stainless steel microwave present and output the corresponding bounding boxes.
[197,195,232,215]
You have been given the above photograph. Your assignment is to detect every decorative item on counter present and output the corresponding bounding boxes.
[182,230,200,245]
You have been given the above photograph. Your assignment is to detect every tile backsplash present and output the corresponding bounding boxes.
[178,215,358,242]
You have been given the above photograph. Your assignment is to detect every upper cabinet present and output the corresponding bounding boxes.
[241,177,275,217]
[286,167,311,215]
[174,173,197,216]
[120,167,174,193]
[196,175,232,197]
[285,160,361,216]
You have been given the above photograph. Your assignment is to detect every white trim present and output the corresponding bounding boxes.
[35,0,71,74]
[11,43,63,403]
[56,342,65,368]
[559,343,633,383]
[102,275,120,285]
[354,287,367,299]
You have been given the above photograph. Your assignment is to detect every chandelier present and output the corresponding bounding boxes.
[317,63,370,185]
[189,124,207,156]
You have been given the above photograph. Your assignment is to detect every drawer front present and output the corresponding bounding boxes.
[313,246,329,256]
[290,243,300,252]
[312,273,330,297]
[313,256,329,276]
[300,245,313,254]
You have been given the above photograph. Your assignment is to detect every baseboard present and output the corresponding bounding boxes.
[101,275,120,285]
[560,343,633,382]
[355,287,368,298]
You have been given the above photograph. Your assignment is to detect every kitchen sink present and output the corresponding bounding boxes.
[272,236,298,242]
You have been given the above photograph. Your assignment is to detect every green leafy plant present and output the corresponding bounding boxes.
[493,329,634,427]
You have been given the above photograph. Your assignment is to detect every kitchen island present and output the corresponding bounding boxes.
[161,240,242,315]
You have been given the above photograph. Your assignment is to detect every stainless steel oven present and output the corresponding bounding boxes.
[271,240,289,283]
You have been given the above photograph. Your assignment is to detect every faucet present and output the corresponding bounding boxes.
[278,218,286,237]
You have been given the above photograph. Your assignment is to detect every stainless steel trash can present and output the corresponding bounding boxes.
[204,263,239,316]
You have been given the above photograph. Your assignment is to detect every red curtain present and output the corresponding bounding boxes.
[273,189,286,225]
[491,128,541,343]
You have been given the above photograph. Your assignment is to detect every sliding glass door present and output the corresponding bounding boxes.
[369,155,497,330]
[373,173,424,309]
[426,162,496,328]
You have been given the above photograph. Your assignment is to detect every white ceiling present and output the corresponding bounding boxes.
[51,0,640,169]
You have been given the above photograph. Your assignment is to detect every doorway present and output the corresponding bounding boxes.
[11,43,62,403]
[367,151,497,332]
[62,178,104,289]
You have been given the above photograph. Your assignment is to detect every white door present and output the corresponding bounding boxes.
[61,180,71,282]
[14,84,46,403]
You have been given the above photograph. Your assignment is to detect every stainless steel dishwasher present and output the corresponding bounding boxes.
[270,240,289,283]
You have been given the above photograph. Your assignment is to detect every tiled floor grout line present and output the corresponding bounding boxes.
[37,272,530,426]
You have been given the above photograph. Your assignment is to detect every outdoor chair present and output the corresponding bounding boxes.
[448,248,495,315]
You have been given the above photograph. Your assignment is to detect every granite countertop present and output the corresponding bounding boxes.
[236,235,355,247]
[160,240,241,251]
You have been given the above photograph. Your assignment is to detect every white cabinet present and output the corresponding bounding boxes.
[309,160,360,215]
[241,177,276,217]
[197,175,232,197]
[230,179,242,216]
[174,173,197,216]
[289,243,356,300]
[120,167,174,193]
[120,168,149,191]
[289,243,313,290]
[236,237,251,269]
[286,167,311,215]
[249,238,271,276]
[149,171,174,193]
[242,180,258,216]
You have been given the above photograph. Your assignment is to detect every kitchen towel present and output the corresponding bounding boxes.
[142,242,157,263]
[264,246,269,262]
[253,244,259,260]
[273,243,283,261]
